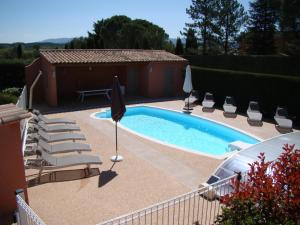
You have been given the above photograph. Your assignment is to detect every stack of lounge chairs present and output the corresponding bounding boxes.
[223,96,237,114]
[202,92,215,109]
[247,101,263,124]
[24,110,102,179]
[274,107,293,129]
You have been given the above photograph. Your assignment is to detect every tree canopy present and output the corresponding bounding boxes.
[181,28,198,54]
[216,0,248,54]
[279,0,300,55]
[186,0,247,55]
[186,0,218,55]
[175,38,184,55]
[245,0,280,54]
[65,15,170,50]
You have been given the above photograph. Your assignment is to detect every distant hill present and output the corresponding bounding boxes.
[0,42,67,49]
[40,38,73,44]
[0,37,72,49]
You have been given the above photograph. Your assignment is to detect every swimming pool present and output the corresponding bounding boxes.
[94,106,259,157]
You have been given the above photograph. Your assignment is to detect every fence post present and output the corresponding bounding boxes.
[16,86,28,110]
[15,189,28,225]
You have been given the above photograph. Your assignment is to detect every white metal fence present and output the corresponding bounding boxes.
[15,189,46,225]
[16,86,27,110]
[14,175,241,225]
[97,174,239,225]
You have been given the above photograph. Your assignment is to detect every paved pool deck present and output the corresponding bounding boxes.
[25,99,295,225]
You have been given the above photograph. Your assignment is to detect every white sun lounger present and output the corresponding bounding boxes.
[27,130,86,143]
[25,149,102,178]
[223,96,237,114]
[247,101,262,122]
[274,107,293,129]
[30,114,76,124]
[184,91,198,107]
[184,95,197,105]
[202,92,215,108]
[28,122,80,133]
[25,139,91,154]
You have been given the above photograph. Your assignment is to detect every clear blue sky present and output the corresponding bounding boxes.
[0,0,250,43]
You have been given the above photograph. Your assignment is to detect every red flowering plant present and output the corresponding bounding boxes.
[215,144,300,225]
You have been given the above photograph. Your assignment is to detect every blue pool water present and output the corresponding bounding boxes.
[95,106,259,155]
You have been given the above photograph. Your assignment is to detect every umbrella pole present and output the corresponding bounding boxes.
[115,121,118,156]
[111,120,123,162]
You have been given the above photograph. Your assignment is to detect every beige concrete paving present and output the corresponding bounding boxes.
[25,100,293,225]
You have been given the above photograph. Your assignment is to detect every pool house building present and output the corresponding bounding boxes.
[25,49,187,106]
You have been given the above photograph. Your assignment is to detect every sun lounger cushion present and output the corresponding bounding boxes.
[34,114,76,124]
[223,96,237,113]
[31,122,80,133]
[274,107,293,129]
[202,92,215,108]
[247,101,262,122]
[27,130,86,143]
[25,139,91,154]
[25,150,102,170]
[38,139,91,154]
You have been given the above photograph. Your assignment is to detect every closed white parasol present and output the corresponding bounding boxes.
[183,65,193,93]
[183,65,193,111]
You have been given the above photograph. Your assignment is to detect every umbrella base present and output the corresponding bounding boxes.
[183,106,193,112]
[111,155,124,162]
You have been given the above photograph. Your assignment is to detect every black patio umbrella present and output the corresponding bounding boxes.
[111,76,126,162]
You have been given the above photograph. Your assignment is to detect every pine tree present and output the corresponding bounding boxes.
[186,0,218,55]
[16,44,23,58]
[280,0,300,55]
[182,28,198,54]
[175,38,184,55]
[216,0,248,54]
[246,0,280,54]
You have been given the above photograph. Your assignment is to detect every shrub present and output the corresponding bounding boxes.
[0,93,18,104]
[184,55,300,77]
[2,87,21,96]
[215,144,300,225]
[0,60,27,90]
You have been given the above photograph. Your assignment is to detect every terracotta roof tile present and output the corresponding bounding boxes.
[0,104,31,125]
[40,49,187,64]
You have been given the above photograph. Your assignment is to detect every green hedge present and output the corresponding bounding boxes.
[0,60,27,90]
[0,93,18,105]
[185,55,300,77]
[191,66,300,125]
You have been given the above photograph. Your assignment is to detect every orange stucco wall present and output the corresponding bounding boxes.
[26,58,187,106]
[0,121,28,221]
[56,64,127,102]
[146,61,186,98]
[42,58,57,106]
[25,57,58,106]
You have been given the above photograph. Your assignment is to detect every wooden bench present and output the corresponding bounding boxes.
[77,89,112,102]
